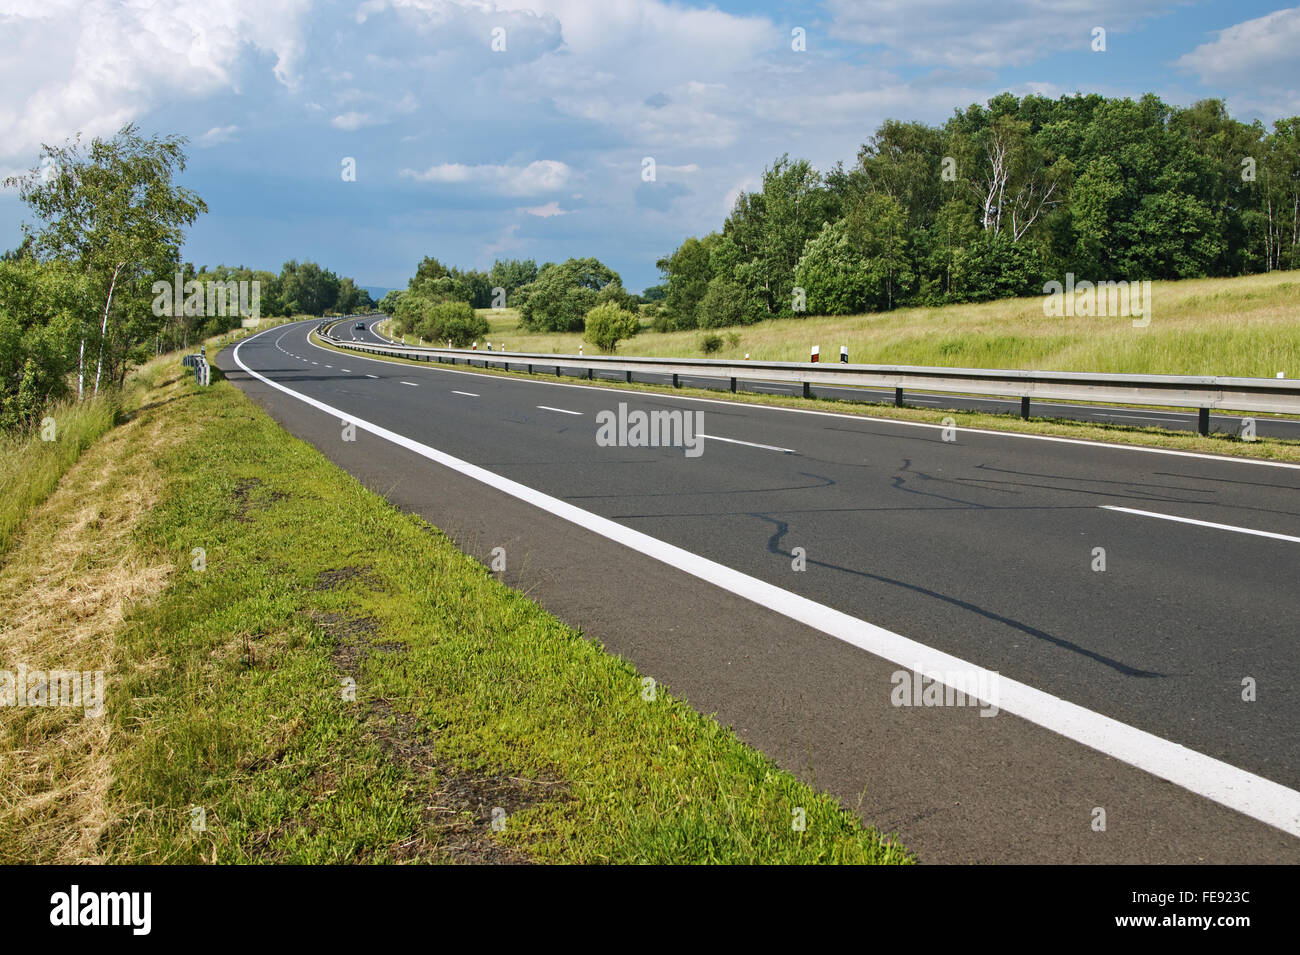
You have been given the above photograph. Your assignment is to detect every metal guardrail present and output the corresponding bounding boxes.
[313,319,1300,435]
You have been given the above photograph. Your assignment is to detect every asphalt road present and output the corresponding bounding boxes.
[218,318,1300,863]
[354,318,1300,440]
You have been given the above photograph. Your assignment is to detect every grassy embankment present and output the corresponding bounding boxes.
[380,270,1300,378]
[0,337,910,864]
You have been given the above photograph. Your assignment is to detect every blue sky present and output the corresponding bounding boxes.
[2,0,1297,293]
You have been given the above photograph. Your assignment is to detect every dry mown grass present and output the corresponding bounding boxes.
[0,368,192,862]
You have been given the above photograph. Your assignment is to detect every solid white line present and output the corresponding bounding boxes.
[1100,506,1300,543]
[400,381,418,387]
[452,390,480,397]
[235,326,1300,838]
[303,325,1300,470]
[700,433,798,454]
[537,405,583,415]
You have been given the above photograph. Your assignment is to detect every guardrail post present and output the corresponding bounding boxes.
[587,367,593,380]
[555,366,561,377]
[672,373,680,388]
[1020,396,1030,420]
[527,363,532,374]
[625,370,632,383]
[730,377,737,393]
[894,387,904,407]
[802,381,811,399]
[1198,408,1210,435]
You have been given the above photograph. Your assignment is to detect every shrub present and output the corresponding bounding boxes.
[583,302,640,353]
[700,333,724,354]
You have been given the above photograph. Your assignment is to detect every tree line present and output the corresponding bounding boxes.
[652,93,1300,329]
[0,124,373,434]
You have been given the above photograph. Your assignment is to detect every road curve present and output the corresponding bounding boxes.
[217,318,1300,863]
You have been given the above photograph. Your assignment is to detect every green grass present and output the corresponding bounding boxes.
[95,357,909,864]
[380,271,1300,378]
[0,394,121,560]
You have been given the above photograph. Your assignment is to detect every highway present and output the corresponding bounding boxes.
[356,318,1300,440]
[219,318,1300,863]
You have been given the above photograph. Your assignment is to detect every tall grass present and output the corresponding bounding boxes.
[448,271,1300,378]
[0,395,119,558]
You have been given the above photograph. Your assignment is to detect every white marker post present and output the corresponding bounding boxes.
[840,345,848,364]
[810,345,819,363]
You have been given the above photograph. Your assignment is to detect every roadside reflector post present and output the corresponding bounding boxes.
[472,341,478,350]
[840,345,848,363]
[1020,396,1030,419]
[745,353,750,360]
[1198,407,1210,435]
[810,345,819,363]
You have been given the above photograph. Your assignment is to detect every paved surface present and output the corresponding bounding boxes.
[355,318,1300,439]
[216,319,1300,863]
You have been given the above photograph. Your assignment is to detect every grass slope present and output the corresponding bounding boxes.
[1,350,910,864]
[385,271,1300,378]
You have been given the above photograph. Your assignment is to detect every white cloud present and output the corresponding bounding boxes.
[1174,8,1300,116]
[331,112,380,131]
[519,201,568,217]
[826,0,1183,69]
[199,125,240,147]
[401,159,572,195]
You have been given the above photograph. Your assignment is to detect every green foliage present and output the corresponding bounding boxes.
[794,220,874,315]
[516,257,622,332]
[699,333,724,354]
[378,289,404,315]
[697,274,759,328]
[0,259,86,431]
[582,302,639,353]
[398,298,487,347]
[655,93,1300,319]
[4,123,207,393]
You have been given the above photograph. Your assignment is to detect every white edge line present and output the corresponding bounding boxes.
[400,381,419,387]
[537,405,583,415]
[235,326,1300,838]
[452,391,480,397]
[700,433,798,454]
[301,325,1300,472]
[1100,505,1300,543]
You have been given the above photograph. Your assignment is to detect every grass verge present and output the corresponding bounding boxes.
[1,349,911,864]
[311,331,1300,464]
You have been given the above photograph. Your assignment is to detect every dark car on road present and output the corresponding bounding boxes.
[355,322,365,330]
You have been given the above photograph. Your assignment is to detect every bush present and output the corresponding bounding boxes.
[696,275,756,328]
[700,333,724,354]
[425,301,489,348]
[583,303,640,353]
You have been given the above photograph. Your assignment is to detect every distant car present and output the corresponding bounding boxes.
[355,322,365,330]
